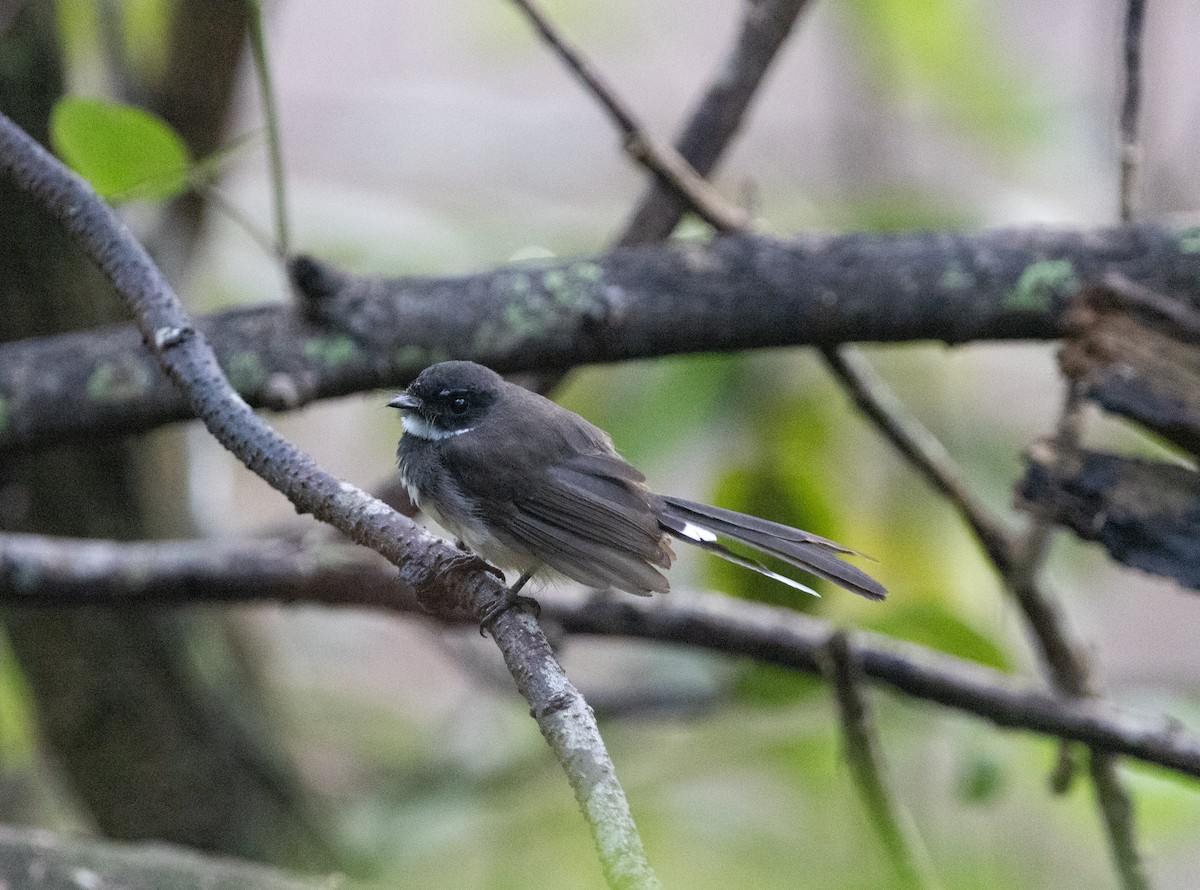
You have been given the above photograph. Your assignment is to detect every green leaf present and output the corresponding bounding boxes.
[50,97,191,202]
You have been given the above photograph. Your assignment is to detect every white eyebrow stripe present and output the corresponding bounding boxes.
[401,415,473,441]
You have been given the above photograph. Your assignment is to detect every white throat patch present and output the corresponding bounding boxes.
[402,414,473,441]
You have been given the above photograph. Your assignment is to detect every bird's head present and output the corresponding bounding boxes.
[388,361,502,440]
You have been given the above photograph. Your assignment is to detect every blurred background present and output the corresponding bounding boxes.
[3,0,1200,887]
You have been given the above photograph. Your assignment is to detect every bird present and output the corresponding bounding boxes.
[389,361,885,618]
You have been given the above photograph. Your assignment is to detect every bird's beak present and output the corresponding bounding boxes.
[388,392,421,412]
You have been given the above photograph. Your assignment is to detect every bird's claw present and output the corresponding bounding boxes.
[478,590,541,636]
[438,551,504,582]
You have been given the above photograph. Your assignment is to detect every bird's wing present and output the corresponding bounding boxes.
[440,412,674,594]
[509,454,675,595]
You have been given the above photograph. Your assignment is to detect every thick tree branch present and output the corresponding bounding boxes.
[2,224,1196,454]
[0,113,658,890]
[2,529,1199,782]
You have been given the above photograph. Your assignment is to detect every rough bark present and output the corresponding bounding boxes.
[3,225,1199,454]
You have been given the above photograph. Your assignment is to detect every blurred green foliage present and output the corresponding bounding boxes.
[841,0,1045,147]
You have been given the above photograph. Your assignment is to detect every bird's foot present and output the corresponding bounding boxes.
[478,569,540,636]
[436,550,504,582]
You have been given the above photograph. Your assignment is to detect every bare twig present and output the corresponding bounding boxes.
[529,0,814,394]
[1091,750,1150,890]
[820,348,1016,570]
[1004,2,1155,884]
[0,112,658,890]
[506,0,748,233]
[2,529,1200,781]
[1119,0,1147,222]
[1071,1,1153,883]
[245,0,290,256]
[618,0,813,245]
[821,632,941,890]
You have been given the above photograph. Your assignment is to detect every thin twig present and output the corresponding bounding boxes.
[1073,1,1153,883]
[1004,2,1155,884]
[820,348,1016,570]
[618,0,813,245]
[1090,750,1151,890]
[1119,0,1147,223]
[506,0,748,234]
[2,529,1199,781]
[245,0,291,256]
[527,0,812,394]
[0,112,659,890]
[821,632,941,890]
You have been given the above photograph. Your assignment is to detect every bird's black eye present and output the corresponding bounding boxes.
[449,396,469,415]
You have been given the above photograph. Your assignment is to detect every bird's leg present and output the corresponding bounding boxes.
[509,568,534,595]
[479,567,541,635]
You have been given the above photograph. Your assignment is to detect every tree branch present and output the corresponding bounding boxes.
[0,113,659,890]
[3,224,1196,454]
[820,347,1017,569]
[2,529,1200,783]
[618,0,813,245]
[821,632,941,890]
[506,0,748,233]
[1119,0,1147,222]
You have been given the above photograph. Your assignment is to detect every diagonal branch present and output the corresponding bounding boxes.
[618,0,814,245]
[820,348,1016,570]
[0,112,659,890]
[507,0,748,233]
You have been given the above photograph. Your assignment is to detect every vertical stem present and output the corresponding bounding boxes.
[822,632,941,890]
[1118,0,1147,222]
[245,0,291,256]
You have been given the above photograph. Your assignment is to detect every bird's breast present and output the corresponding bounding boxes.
[397,435,494,551]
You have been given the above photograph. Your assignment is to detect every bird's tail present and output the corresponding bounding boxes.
[655,496,887,601]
